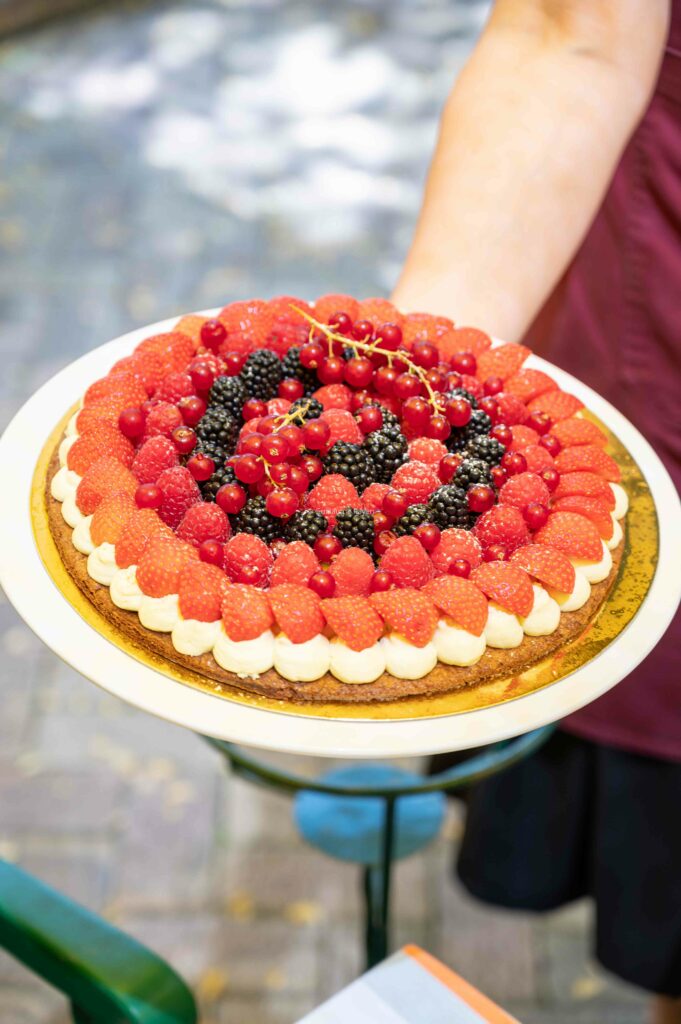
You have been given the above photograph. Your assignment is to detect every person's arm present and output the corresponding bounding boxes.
[392,0,669,342]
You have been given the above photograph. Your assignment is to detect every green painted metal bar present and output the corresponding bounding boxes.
[204,725,555,798]
[0,860,197,1024]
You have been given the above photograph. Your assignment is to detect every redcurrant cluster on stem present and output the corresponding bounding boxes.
[213,401,329,520]
[294,308,479,443]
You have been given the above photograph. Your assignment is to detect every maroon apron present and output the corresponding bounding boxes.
[525,10,681,762]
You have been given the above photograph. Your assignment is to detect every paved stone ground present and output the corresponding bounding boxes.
[0,2,651,1021]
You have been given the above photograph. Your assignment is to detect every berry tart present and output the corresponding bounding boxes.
[47,296,628,703]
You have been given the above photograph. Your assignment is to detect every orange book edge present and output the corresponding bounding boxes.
[403,945,518,1024]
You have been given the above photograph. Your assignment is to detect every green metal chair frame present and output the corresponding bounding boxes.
[205,725,554,968]
[0,859,197,1024]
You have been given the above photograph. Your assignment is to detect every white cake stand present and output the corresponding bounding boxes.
[1,313,679,758]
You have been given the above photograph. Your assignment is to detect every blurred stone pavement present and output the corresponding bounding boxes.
[0,2,649,1021]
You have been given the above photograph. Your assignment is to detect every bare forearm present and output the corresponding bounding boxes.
[393,0,668,340]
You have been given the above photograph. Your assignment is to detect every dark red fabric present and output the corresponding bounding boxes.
[525,11,681,761]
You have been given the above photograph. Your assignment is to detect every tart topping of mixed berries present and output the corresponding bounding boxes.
[71,294,623,653]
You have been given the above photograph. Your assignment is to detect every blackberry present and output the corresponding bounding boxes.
[200,463,236,502]
[281,346,319,395]
[446,386,479,409]
[289,396,323,422]
[286,509,328,546]
[427,485,475,531]
[210,375,248,420]
[194,438,228,464]
[241,349,282,401]
[394,503,432,536]
[454,458,493,490]
[363,424,408,483]
[466,435,506,465]
[323,442,376,493]
[333,508,375,553]
[195,407,239,458]
[446,409,492,452]
[231,496,282,545]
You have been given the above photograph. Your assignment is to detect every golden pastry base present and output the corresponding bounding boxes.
[31,409,658,722]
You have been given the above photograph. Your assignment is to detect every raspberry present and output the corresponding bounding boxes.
[266,317,308,357]
[509,425,540,451]
[499,472,551,510]
[313,384,353,411]
[471,562,534,617]
[223,534,273,587]
[473,506,529,554]
[554,472,616,509]
[144,403,183,438]
[390,461,441,504]
[314,294,360,322]
[459,374,484,400]
[136,331,195,376]
[305,475,362,525]
[552,495,614,540]
[526,390,583,421]
[178,561,227,622]
[83,371,147,410]
[519,445,555,473]
[90,492,136,546]
[504,369,558,403]
[136,536,199,598]
[476,343,530,382]
[402,312,453,348]
[319,409,363,446]
[156,466,201,529]
[173,314,206,346]
[535,511,604,562]
[510,544,576,594]
[330,547,374,596]
[76,457,138,515]
[380,535,435,589]
[66,428,134,475]
[357,298,403,327]
[430,528,483,574]
[552,418,608,449]
[554,445,621,483]
[322,596,384,652]
[132,436,179,484]
[369,588,438,647]
[269,583,325,643]
[270,541,320,588]
[362,482,391,512]
[407,438,448,467]
[154,372,195,405]
[115,508,171,568]
[494,392,527,426]
[422,576,488,635]
[221,584,274,641]
[177,503,230,546]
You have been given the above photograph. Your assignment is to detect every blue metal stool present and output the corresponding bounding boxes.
[205,726,553,968]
